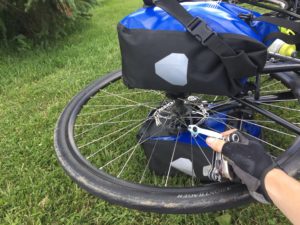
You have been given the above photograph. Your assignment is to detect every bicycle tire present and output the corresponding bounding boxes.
[54,70,254,213]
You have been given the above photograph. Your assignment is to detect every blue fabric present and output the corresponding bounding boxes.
[150,110,261,146]
[120,2,279,44]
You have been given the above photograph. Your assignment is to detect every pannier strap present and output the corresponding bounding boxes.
[153,0,259,78]
[186,17,235,57]
[254,16,300,44]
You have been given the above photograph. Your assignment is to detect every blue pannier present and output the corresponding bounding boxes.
[118,2,278,96]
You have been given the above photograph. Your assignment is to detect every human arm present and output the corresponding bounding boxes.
[265,168,300,225]
[206,130,300,224]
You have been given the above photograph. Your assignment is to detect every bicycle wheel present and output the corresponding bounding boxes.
[54,70,300,213]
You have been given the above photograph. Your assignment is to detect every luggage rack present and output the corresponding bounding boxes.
[263,53,300,73]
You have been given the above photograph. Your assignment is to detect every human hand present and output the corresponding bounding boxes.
[206,129,275,203]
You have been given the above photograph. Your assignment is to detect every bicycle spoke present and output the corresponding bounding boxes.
[78,121,143,149]
[174,116,212,167]
[240,119,296,137]
[91,90,159,98]
[257,98,297,103]
[100,120,166,171]
[288,115,300,121]
[83,104,139,108]
[208,110,296,138]
[139,120,168,184]
[192,136,212,166]
[100,147,138,170]
[75,107,137,137]
[83,102,160,108]
[207,115,286,152]
[184,114,300,126]
[190,134,195,186]
[100,90,177,117]
[117,119,153,178]
[101,90,157,110]
[139,138,159,184]
[181,116,275,124]
[150,90,164,96]
[260,89,291,94]
[261,80,281,90]
[243,131,285,152]
[165,131,180,187]
[256,102,300,112]
[221,118,275,123]
[87,119,151,159]
[79,105,140,116]
[75,119,146,127]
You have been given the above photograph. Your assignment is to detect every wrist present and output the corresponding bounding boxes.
[264,168,285,196]
[254,167,278,204]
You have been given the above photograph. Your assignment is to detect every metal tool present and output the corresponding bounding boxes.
[188,125,238,181]
[188,125,240,143]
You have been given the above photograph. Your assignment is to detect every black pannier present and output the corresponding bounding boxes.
[118,0,269,96]
[137,114,214,181]
[137,103,262,181]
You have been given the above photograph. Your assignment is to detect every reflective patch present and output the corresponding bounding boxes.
[171,158,195,177]
[155,53,188,86]
[203,165,212,177]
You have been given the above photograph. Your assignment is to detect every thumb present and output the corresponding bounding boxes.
[206,137,226,153]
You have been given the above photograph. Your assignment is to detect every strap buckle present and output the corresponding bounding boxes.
[187,17,216,46]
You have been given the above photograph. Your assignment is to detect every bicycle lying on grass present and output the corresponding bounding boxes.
[54,0,300,213]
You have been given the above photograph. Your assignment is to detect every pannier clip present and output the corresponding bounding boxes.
[187,17,216,46]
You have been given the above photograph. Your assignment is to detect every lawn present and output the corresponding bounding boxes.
[0,0,292,224]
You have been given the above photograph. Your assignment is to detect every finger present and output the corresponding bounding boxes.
[206,137,226,153]
[221,129,237,137]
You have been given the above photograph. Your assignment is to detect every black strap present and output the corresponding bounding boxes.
[264,32,300,44]
[255,16,300,33]
[152,0,261,79]
[154,0,194,25]
[254,16,300,44]
[154,0,237,58]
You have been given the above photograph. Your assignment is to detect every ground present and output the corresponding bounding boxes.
[0,0,292,224]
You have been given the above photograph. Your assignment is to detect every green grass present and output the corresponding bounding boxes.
[0,0,294,224]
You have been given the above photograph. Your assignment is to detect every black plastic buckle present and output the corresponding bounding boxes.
[238,13,254,25]
[187,17,216,46]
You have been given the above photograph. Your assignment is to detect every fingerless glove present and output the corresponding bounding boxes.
[222,132,276,203]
